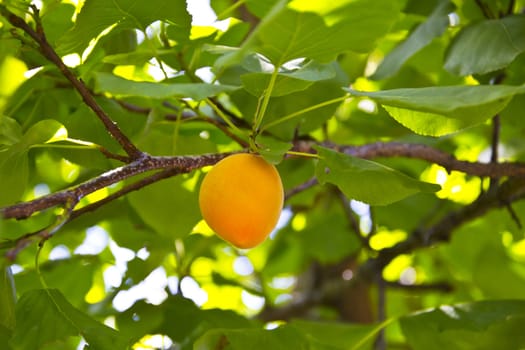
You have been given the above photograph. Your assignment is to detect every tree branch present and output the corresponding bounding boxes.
[321,141,525,177]
[360,177,525,279]
[0,5,143,160]
[1,153,229,220]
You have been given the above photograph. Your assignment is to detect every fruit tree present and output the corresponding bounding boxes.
[1,0,525,349]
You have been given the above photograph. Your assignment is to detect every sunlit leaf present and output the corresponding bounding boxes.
[255,0,401,65]
[315,146,440,205]
[22,119,67,146]
[445,15,525,76]
[57,0,191,54]
[94,73,239,100]
[373,1,455,79]
[347,85,525,136]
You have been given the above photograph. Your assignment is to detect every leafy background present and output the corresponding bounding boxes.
[1,0,525,349]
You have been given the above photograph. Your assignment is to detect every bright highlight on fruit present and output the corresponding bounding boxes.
[198,153,284,249]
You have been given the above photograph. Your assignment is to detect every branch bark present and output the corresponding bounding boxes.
[1,153,229,220]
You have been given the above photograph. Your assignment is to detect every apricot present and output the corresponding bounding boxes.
[198,153,284,249]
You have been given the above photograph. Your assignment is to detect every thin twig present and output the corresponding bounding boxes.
[335,190,368,247]
[474,0,495,18]
[384,280,454,292]
[0,5,143,160]
[284,177,318,201]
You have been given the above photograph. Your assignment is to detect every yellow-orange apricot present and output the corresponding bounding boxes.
[198,153,284,249]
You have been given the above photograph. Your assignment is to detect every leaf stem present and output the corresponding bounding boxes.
[253,67,280,133]
[216,0,247,19]
[205,98,246,138]
[285,150,318,159]
[261,94,349,131]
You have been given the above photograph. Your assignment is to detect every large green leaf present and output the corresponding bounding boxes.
[241,61,336,97]
[195,320,383,350]
[0,146,28,206]
[127,174,202,239]
[290,319,383,350]
[0,263,16,331]
[116,296,254,346]
[373,1,455,79]
[14,256,99,306]
[10,289,128,350]
[0,119,66,206]
[445,15,525,76]
[21,119,67,146]
[195,325,311,350]
[94,73,239,100]
[0,116,22,147]
[315,146,440,205]
[347,85,525,136]
[255,0,401,65]
[57,0,191,54]
[400,300,525,350]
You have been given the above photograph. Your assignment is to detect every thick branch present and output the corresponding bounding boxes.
[0,5,142,160]
[320,141,525,178]
[360,177,525,279]
[1,153,229,220]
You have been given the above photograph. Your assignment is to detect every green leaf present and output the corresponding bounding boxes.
[0,116,22,147]
[473,244,525,299]
[14,256,99,306]
[94,73,239,100]
[254,135,292,164]
[445,15,525,76]
[195,325,311,350]
[290,319,384,350]
[373,1,455,79]
[127,174,201,239]
[22,119,67,146]
[57,0,191,54]
[0,146,28,206]
[242,61,336,97]
[102,49,171,65]
[0,324,12,350]
[400,300,525,350]
[0,263,16,330]
[315,146,439,205]
[255,0,401,65]
[116,296,254,346]
[10,289,128,350]
[347,85,525,136]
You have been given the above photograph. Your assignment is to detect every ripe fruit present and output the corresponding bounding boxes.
[199,153,284,249]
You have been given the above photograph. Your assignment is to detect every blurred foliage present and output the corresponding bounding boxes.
[1,0,525,349]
